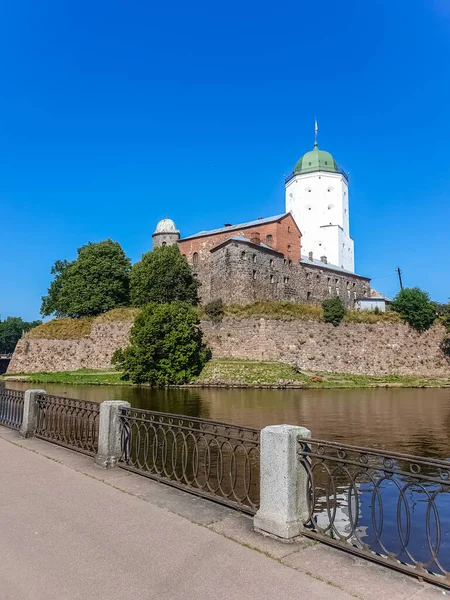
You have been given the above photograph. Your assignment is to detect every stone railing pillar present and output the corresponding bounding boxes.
[19,389,47,439]
[254,424,311,539]
[95,401,130,469]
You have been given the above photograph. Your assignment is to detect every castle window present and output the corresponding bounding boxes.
[308,162,312,166]
[253,270,257,280]
[306,272,311,280]
[288,226,291,233]
[287,245,291,252]
[316,275,320,282]
[193,252,199,266]
[266,234,273,243]
[307,291,312,300]
[284,276,289,284]
[284,259,287,265]
[346,281,350,289]
[353,282,356,288]
[253,254,257,263]
[327,277,331,284]
[288,259,292,266]
[342,243,345,248]
[364,289,368,297]
[270,259,274,267]
[162,242,166,246]
[270,275,275,284]
[241,251,246,260]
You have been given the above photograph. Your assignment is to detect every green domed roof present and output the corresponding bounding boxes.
[294,143,339,175]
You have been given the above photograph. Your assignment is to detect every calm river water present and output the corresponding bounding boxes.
[4,381,450,458]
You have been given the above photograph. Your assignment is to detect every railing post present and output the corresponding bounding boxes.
[95,401,130,469]
[254,424,311,540]
[19,389,47,439]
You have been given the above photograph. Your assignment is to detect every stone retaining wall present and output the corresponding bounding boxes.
[201,318,449,377]
[7,317,449,377]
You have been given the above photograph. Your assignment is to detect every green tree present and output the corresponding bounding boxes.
[41,240,131,318]
[322,297,346,326]
[0,317,42,353]
[130,245,199,307]
[113,302,210,385]
[390,287,436,331]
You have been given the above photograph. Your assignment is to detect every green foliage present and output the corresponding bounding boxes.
[390,287,436,331]
[41,240,131,318]
[204,298,224,323]
[0,317,42,353]
[113,302,210,385]
[436,300,450,332]
[130,245,199,307]
[322,297,346,326]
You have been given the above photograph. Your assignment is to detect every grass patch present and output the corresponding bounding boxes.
[344,310,401,324]
[222,301,323,321]
[194,359,308,385]
[204,301,402,324]
[28,318,94,339]
[25,308,139,340]
[95,307,141,323]
[193,359,450,388]
[4,368,129,385]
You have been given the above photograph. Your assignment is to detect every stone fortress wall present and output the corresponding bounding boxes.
[8,318,449,377]
[197,240,370,307]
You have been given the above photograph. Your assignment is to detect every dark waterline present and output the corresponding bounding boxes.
[3,381,450,458]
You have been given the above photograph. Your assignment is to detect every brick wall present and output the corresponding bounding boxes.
[178,213,301,265]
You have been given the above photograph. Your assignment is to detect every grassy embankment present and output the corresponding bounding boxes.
[3,360,449,388]
[4,303,448,388]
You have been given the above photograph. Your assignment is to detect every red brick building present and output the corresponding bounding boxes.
[178,213,301,267]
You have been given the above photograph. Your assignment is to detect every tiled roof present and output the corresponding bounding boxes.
[180,214,289,241]
[300,255,370,279]
[210,235,283,255]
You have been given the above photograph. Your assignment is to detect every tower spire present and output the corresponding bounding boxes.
[314,118,318,148]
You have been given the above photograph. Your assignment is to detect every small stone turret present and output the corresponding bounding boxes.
[152,218,180,249]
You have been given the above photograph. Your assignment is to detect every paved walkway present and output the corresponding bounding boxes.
[0,428,445,600]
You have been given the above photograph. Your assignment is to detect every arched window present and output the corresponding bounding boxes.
[253,254,257,263]
[241,251,246,260]
[270,275,275,284]
[269,259,274,267]
[287,245,291,252]
[193,252,199,266]
[266,234,273,243]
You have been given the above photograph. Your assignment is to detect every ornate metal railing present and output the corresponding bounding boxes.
[119,408,260,513]
[35,393,100,456]
[0,388,24,429]
[298,438,450,589]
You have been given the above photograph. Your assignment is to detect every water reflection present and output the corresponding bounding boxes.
[3,382,450,458]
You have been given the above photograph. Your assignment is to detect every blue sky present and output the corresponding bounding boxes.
[2,0,450,321]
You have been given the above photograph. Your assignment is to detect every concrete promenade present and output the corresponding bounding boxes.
[0,427,444,600]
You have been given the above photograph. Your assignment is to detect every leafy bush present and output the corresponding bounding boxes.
[390,287,436,332]
[130,245,199,307]
[204,299,224,323]
[113,302,210,385]
[322,298,346,326]
[41,240,131,318]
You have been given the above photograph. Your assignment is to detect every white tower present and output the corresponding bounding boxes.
[285,138,354,272]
